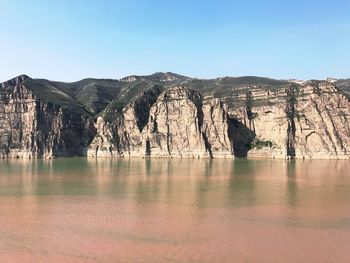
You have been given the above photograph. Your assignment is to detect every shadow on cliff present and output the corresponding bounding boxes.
[228,117,255,158]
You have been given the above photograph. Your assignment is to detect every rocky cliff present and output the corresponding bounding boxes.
[0,75,95,158]
[1,73,349,159]
[88,86,232,158]
[226,82,350,159]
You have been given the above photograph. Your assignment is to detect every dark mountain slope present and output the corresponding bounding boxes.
[335,79,350,97]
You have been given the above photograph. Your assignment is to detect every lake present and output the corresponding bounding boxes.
[0,158,349,262]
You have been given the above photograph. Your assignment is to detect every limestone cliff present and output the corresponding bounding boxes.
[226,82,350,159]
[1,73,350,159]
[87,86,232,158]
[0,75,95,158]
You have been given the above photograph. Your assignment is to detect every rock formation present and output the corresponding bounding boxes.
[0,75,95,158]
[88,86,232,158]
[227,82,350,159]
[1,73,349,159]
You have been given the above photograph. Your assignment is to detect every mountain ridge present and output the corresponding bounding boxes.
[1,72,349,159]
[3,72,348,115]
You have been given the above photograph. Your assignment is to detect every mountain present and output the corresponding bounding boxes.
[119,72,189,83]
[0,73,349,159]
[335,79,350,97]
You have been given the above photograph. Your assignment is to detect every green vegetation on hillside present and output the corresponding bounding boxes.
[2,73,349,121]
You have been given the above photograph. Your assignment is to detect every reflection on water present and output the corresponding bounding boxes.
[0,158,349,262]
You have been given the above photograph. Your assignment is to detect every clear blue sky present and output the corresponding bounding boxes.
[1,0,350,82]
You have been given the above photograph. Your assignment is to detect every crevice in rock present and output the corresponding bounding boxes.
[202,131,213,158]
[195,96,204,131]
[134,85,164,132]
[193,94,213,157]
[227,117,255,157]
[285,84,299,158]
[145,138,151,156]
[286,120,296,158]
[245,91,255,131]
[164,93,171,155]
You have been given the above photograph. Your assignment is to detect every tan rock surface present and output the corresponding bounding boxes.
[1,74,350,159]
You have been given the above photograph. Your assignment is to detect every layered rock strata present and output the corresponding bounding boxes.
[227,83,350,159]
[1,73,350,159]
[87,87,233,158]
[0,76,95,158]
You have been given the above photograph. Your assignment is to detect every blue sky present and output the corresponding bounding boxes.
[0,0,350,82]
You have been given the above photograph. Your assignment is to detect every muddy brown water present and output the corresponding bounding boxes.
[0,158,349,262]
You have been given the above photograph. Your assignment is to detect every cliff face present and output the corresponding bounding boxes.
[225,82,350,159]
[0,76,95,158]
[1,73,350,159]
[88,87,232,158]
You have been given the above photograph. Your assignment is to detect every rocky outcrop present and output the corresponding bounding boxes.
[88,80,350,159]
[1,73,350,159]
[0,76,95,158]
[87,85,163,157]
[88,86,233,158]
[227,82,350,159]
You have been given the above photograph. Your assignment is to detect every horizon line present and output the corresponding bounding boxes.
[1,72,348,84]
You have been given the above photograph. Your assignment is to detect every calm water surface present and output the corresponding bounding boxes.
[0,158,349,263]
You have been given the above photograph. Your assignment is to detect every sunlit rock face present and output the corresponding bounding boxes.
[227,83,350,159]
[88,87,233,158]
[1,73,350,159]
[89,81,350,159]
[0,76,95,158]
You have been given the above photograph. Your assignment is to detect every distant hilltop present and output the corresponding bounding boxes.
[0,72,350,159]
[286,77,339,85]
